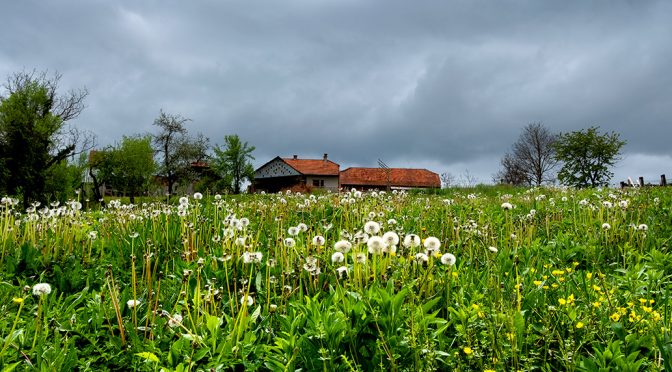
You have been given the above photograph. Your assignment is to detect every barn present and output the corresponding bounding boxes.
[253,154,340,193]
[339,167,440,190]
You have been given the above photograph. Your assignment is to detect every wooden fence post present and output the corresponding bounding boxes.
[661,174,667,186]
[639,177,645,187]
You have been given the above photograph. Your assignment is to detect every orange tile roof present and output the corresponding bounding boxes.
[340,167,440,188]
[282,158,340,176]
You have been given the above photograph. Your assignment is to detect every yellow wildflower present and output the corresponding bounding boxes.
[558,298,567,306]
[12,297,24,304]
[463,347,473,356]
[610,313,621,322]
[533,280,542,286]
[586,272,593,280]
[576,321,584,329]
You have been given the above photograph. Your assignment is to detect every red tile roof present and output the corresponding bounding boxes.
[340,167,440,188]
[282,158,340,176]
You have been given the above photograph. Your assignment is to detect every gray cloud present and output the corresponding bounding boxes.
[2,1,671,185]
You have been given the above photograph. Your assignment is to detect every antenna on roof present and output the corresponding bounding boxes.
[378,158,391,191]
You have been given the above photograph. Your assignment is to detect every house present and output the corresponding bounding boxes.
[339,167,440,190]
[253,154,340,193]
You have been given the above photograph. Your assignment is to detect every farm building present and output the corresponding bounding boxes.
[253,154,340,193]
[340,167,441,190]
[253,154,441,192]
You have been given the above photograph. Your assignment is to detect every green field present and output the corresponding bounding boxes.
[1,187,671,371]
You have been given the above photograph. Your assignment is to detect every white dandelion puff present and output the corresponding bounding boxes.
[364,221,380,235]
[423,237,441,252]
[331,252,345,263]
[367,236,385,255]
[440,253,456,266]
[334,240,352,253]
[32,283,52,296]
[312,235,326,246]
[403,234,421,248]
[382,231,399,247]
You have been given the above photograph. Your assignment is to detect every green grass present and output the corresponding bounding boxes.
[0,186,671,371]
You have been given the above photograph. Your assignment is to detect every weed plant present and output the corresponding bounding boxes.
[0,187,671,371]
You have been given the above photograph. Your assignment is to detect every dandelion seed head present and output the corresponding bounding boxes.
[382,231,399,247]
[32,283,52,296]
[168,313,183,328]
[441,253,456,266]
[355,252,367,264]
[331,252,344,263]
[334,240,352,253]
[364,221,380,235]
[423,236,441,252]
[367,236,385,255]
[240,295,254,306]
[415,252,428,264]
[312,235,326,246]
[403,234,421,248]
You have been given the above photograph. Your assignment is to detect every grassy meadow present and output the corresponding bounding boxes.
[0,186,671,371]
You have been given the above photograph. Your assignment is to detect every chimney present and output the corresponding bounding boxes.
[293,155,298,160]
[323,153,328,161]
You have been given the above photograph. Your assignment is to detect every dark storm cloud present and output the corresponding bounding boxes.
[2,1,671,185]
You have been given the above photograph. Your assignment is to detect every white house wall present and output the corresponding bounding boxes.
[306,176,339,191]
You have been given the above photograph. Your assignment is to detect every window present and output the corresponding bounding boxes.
[312,179,324,187]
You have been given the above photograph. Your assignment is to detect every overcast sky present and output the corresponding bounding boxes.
[2,1,671,186]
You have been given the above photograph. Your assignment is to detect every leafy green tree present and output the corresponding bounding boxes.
[0,71,91,207]
[92,136,156,204]
[152,111,209,195]
[554,126,626,188]
[212,135,255,194]
[44,153,88,203]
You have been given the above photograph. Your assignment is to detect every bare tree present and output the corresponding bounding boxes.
[152,111,211,196]
[440,172,455,188]
[499,122,558,186]
[458,169,478,187]
[152,110,189,196]
[495,153,529,185]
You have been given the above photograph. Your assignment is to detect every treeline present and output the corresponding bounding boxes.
[0,70,255,208]
[494,123,626,188]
